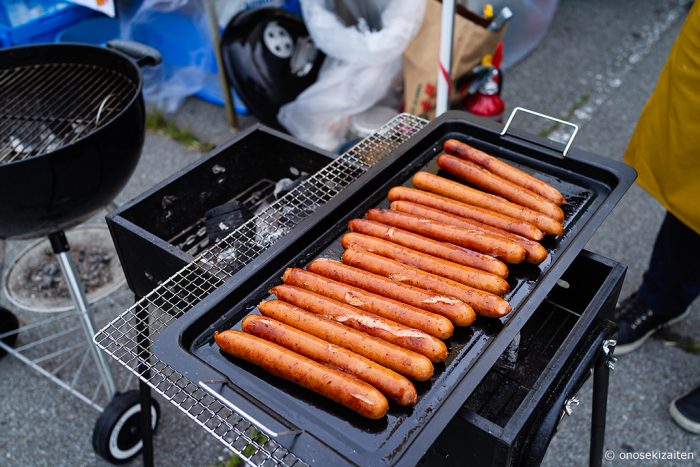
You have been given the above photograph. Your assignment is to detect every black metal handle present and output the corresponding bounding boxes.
[107,39,162,67]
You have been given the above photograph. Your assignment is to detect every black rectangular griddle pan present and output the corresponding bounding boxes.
[152,111,636,466]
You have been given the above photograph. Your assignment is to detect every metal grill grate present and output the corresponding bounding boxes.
[94,113,427,466]
[0,63,137,164]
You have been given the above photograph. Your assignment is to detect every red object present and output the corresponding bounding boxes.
[492,42,504,69]
[464,41,506,121]
[464,92,505,120]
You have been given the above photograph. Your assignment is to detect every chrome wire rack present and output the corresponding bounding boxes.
[0,294,133,411]
[0,63,136,164]
[94,114,428,466]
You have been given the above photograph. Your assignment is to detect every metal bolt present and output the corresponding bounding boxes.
[603,339,617,356]
[564,397,580,416]
[603,339,618,370]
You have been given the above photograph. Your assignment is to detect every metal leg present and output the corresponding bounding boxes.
[589,340,615,467]
[205,0,237,129]
[139,380,154,467]
[50,232,117,399]
[436,0,456,117]
[135,296,154,467]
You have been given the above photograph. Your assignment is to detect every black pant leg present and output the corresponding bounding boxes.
[638,211,700,316]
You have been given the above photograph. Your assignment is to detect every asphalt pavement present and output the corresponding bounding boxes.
[1,0,697,465]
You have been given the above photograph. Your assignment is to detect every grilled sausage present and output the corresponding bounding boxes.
[340,232,510,294]
[438,154,565,221]
[342,249,511,318]
[258,300,434,381]
[214,329,389,419]
[307,258,475,326]
[282,267,453,339]
[365,208,526,264]
[443,139,566,205]
[412,172,564,236]
[390,201,548,265]
[270,285,448,362]
[348,218,509,278]
[387,186,543,241]
[242,315,417,406]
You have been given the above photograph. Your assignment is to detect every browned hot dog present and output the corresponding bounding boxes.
[242,315,417,406]
[342,249,512,318]
[340,232,510,295]
[365,208,526,264]
[443,139,566,205]
[387,186,544,241]
[282,267,453,339]
[270,285,448,363]
[214,329,389,419]
[390,201,548,265]
[412,172,564,236]
[348,218,509,278]
[438,154,565,221]
[258,300,434,381]
[307,258,475,326]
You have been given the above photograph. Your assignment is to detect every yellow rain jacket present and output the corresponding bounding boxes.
[624,2,700,234]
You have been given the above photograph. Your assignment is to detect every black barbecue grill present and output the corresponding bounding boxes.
[106,124,338,298]
[96,111,634,466]
[0,43,155,240]
[0,41,165,464]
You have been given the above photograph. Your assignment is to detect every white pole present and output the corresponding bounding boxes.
[436,0,456,117]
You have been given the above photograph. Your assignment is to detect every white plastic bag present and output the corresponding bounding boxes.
[278,0,425,151]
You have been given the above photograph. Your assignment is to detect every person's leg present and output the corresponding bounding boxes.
[638,212,700,315]
[614,211,700,354]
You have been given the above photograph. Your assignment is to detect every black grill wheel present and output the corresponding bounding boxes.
[0,307,19,358]
[93,390,160,464]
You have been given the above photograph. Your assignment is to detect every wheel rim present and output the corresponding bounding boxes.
[108,404,157,460]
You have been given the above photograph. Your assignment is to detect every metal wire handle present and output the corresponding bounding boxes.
[501,106,579,156]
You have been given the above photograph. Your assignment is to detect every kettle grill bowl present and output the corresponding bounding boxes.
[0,44,145,239]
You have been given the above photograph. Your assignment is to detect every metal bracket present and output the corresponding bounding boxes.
[500,106,579,156]
[564,397,580,416]
[602,339,617,370]
[558,395,581,428]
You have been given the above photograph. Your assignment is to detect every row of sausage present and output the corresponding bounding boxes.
[215,139,566,420]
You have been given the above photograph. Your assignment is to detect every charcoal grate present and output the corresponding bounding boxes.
[0,62,137,164]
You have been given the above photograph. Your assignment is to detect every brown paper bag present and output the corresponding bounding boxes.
[403,0,504,120]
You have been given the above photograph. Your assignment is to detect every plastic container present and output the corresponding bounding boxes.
[0,0,96,47]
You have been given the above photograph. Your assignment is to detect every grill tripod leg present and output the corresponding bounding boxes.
[50,231,117,399]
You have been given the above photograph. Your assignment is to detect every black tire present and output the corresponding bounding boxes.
[0,307,19,359]
[93,390,160,464]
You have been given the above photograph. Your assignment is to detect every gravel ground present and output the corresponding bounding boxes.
[1,0,697,466]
